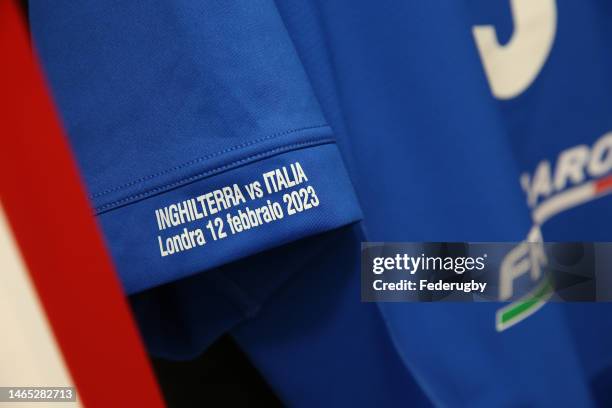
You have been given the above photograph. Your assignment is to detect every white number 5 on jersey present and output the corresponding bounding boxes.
[472,0,557,99]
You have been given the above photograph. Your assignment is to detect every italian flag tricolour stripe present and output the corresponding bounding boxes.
[533,174,612,225]
[0,1,164,407]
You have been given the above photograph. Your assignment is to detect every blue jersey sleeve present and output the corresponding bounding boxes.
[30,0,362,358]
[30,1,361,294]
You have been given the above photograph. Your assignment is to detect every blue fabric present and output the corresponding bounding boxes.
[30,0,612,406]
[30,1,325,209]
[247,1,612,406]
[30,1,362,295]
[97,141,361,294]
[232,226,430,407]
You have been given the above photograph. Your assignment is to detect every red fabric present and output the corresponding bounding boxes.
[595,174,612,194]
[0,1,164,406]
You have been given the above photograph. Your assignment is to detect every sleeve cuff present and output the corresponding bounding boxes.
[97,141,362,294]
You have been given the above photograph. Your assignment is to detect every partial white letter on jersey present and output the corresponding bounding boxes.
[473,0,557,99]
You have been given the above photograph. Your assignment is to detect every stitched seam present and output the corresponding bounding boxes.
[90,124,329,199]
[95,138,334,214]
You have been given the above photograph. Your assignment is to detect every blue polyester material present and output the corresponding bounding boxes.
[31,0,612,406]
